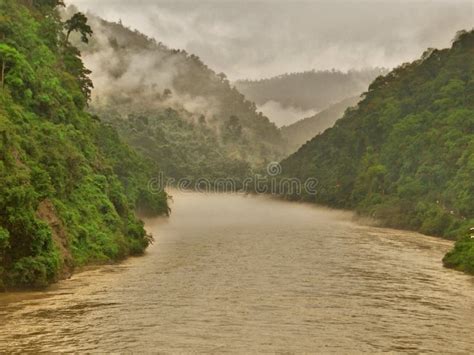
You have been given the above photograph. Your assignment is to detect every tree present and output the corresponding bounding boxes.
[0,43,33,89]
[64,12,93,44]
[163,88,172,100]
[61,13,93,103]
[223,115,242,142]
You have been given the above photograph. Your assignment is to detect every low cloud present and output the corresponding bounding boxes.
[68,0,473,80]
[257,101,318,127]
[75,14,221,120]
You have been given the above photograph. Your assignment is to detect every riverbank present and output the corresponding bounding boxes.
[1,192,472,353]
[273,191,473,275]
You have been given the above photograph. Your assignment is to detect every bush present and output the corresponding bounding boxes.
[10,254,60,289]
[443,234,474,273]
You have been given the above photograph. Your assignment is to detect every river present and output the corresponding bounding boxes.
[0,192,473,352]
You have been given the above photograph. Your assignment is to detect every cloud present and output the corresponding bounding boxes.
[257,101,318,127]
[77,15,221,121]
[68,0,473,80]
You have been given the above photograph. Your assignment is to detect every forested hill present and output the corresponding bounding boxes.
[0,0,168,290]
[281,96,360,154]
[68,9,285,178]
[281,30,474,273]
[234,68,385,112]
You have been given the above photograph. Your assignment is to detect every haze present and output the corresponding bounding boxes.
[69,0,473,80]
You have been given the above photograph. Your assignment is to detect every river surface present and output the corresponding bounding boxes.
[0,192,473,353]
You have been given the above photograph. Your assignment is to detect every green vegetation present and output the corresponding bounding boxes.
[443,230,474,273]
[92,107,253,183]
[71,13,285,179]
[281,30,474,274]
[1,0,471,292]
[0,0,168,290]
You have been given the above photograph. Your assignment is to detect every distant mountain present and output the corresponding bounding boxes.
[281,96,360,154]
[234,68,386,112]
[280,30,474,274]
[69,9,285,178]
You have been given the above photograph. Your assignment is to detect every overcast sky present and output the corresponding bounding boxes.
[68,0,474,80]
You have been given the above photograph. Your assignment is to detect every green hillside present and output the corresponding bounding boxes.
[93,107,253,182]
[0,0,168,289]
[71,12,285,178]
[281,30,474,273]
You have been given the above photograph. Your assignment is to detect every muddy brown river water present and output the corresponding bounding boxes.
[0,192,473,352]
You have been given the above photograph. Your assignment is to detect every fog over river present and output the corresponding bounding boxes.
[0,192,473,352]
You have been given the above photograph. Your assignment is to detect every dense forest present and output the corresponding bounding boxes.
[281,96,360,154]
[92,107,253,182]
[0,1,472,294]
[234,68,385,112]
[69,10,285,179]
[281,30,474,273]
[0,0,168,290]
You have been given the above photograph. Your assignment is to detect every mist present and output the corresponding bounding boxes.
[257,101,318,127]
[68,0,473,80]
[73,13,222,121]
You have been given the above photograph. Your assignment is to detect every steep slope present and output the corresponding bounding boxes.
[0,1,168,289]
[68,10,285,177]
[281,96,360,154]
[281,30,474,273]
[235,68,385,112]
[94,108,252,181]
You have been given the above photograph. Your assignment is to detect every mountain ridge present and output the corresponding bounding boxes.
[69,9,286,178]
[234,68,386,112]
[280,29,474,273]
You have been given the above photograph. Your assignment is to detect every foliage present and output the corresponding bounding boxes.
[64,12,92,44]
[443,233,474,274]
[281,30,474,273]
[70,13,285,171]
[92,107,253,183]
[0,0,168,289]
